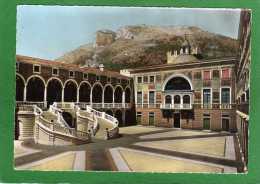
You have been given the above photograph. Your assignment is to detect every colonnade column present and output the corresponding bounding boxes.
[76,88,79,103]
[23,85,27,102]
[122,91,125,108]
[102,90,104,108]
[90,89,92,105]
[62,87,64,102]
[44,86,47,108]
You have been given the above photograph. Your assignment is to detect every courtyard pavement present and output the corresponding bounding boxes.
[14,126,244,173]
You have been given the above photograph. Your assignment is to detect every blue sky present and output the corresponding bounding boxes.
[16,6,241,60]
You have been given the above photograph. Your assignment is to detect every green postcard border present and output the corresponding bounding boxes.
[0,0,259,183]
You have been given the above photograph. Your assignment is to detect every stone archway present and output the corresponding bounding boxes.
[26,76,45,102]
[104,85,113,103]
[79,82,91,102]
[16,75,25,101]
[64,80,77,102]
[92,83,103,103]
[47,78,63,106]
[114,86,123,103]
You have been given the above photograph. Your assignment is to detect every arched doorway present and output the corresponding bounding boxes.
[64,80,77,102]
[114,86,123,103]
[125,87,131,103]
[26,76,45,102]
[47,78,62,106]
[104,85,113,103]
[115,110,123,127]
[79,82,91,102]
[92,83,103,103]
[16,75,25,101]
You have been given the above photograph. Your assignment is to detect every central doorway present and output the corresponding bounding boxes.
[173,113,181,128]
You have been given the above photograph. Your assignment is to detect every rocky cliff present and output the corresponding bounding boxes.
[55,25,239,70]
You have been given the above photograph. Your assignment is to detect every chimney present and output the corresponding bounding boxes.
[99,64,104,71]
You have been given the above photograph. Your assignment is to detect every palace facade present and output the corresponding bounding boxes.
[125,42,237,131]
[16,55,135,128]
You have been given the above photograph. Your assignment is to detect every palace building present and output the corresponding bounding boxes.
[15,55,135,128]
[124,40,237,131]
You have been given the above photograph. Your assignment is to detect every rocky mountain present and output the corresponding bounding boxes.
[55,25,239,71]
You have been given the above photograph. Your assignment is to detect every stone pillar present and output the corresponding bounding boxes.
[23,85,27,102]
[90,88,93,105]
[102,89,104,108]
[180,94,183,109]
[77,88,79,103]
[44,85,47,108]
[62,87,64,102]
[122,91,125,108]
[112,89,115,107]
[122,110,126,126]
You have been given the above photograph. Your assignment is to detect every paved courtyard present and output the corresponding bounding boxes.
[14,126,243,173]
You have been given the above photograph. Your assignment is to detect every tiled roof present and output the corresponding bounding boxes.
[16,55,129,79]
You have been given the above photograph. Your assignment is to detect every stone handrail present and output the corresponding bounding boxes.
[16,101,45,109]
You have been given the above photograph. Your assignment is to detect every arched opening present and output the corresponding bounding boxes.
[106,109,113,116]
[16,75,25,101]
[174,95,181,104]
[115,110,123,127]
[47,79,62,106]
[104,85,113,103]
[114,86,123,103]
[62,112,75,128]
[92,84,103,103]
[64,80,77,102]
[183,95,190,104]
[165,95,172,104]
[125,87,131,103]
[26,76,45,102]
[79,82,91,102]
[164,77,191,91]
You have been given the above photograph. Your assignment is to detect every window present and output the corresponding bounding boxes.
[137,76,142,83]
[16,62,19,71]
[203,114,210,130]
[194,72,201,80]
[83,73,88,80]
[149,91,155,104]
[137,112,142,124]
[96,75,100,81]
[52,68,59,76]
[69,71,75,78]
[212,70,220,79]
[221,88,230,104]
[149,76,155,83]
[33,65,41,73]
[221,68,230,79]
[117,78,121,83]
[143,76,148,83]
[165,95,172,104]
[203,71,211,80]
[203,89,211,106]
[149,112,155,125]
[137,91,142,104]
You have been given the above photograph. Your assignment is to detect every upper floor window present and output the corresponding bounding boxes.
[33,64,41,74]
[149,76,155,83]
[107,77,111,83]
[69,71,75,78]
[212,70,220,79]
[203,71,211,80]
[193,72,201,80]
[117,78,121,84]
[83,73,88,80]
[143,76,148,83]
[52,68,59,76]
[137,76,142,83]
[221,88,231,104]
[137,91,142,104]
[149,91,155,104]
[16,62,20,72]
[203,88,211,104]
[221,68,230,79]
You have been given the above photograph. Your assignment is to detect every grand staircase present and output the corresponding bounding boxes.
[17,102,119,146]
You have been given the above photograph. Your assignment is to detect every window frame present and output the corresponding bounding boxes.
[221,68,231,79]
[52,68,59,76]
[69,70,75,78]
[220,87,231,104]
[148,90,156,105]
[137,76,143,84]
[33,64,41,74]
